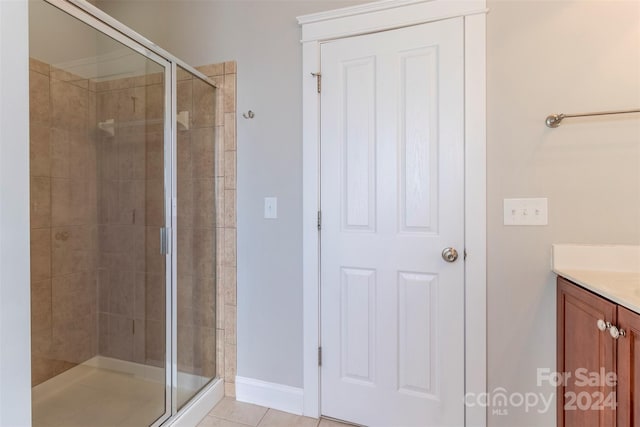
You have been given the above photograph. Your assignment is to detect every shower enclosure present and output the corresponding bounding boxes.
[28,0,219,425]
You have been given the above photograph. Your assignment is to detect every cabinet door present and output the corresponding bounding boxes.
[557,277,617,427]
[617,306,640,426]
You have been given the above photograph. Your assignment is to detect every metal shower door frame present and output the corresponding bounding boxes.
[38,1,219,425]
[41,1,174,425]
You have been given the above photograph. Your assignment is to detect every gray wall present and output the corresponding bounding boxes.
[486,1,639,425]
[96,0,366,388]
[95,4,640,426]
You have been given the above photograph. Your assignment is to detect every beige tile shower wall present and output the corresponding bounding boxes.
[29,57,99,386]
[196,61,237,397]
[94,73,167,368]
[30,57,236,390]
[176,67,217,381]
[94,66,227,384]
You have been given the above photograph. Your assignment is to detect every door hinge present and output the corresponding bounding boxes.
[317,211,322,230]
[311,72,322,93]
[464,249,467,261]
[318,346,322,367]
[160,227,171,255]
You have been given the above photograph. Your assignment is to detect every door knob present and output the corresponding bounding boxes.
[442,247,459,263]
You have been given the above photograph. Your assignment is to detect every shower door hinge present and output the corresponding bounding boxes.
[311,72,322,94]
[318,346,322,367]
[160,227,171,255]
[317,210,322,231]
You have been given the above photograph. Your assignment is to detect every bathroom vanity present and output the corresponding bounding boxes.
[554,244,640,427]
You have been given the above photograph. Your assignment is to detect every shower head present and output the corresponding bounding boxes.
[97,119,115,137]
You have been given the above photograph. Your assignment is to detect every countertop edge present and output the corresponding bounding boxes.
[554,268,640,314]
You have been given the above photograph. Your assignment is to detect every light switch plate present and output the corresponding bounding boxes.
[504,198,548,226]
[264,197,277,219]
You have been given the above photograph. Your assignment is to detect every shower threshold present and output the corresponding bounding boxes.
[32,356,211,427]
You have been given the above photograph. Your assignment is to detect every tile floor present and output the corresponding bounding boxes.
[198,398,353,427]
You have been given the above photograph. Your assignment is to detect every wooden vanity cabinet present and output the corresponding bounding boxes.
[557,277,617,427]
[557,276,639,427]
[617,306,640,426]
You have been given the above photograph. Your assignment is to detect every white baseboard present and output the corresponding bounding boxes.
[235,376,304,416]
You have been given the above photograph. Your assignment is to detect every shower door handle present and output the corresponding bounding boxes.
[160,227,170,255]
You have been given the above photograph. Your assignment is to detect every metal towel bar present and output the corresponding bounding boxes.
[545,109,640,128]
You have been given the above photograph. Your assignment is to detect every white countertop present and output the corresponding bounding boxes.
[553,269,640,314]
[552,244,640,314]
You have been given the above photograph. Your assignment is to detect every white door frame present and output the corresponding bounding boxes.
[298,1,487,425]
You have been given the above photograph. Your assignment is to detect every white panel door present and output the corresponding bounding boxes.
[320,18,465,427]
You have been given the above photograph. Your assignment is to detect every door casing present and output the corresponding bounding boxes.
[298,1,487,425]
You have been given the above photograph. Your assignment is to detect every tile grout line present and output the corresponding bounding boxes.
[255,407,270,427]
[206,413,255,427]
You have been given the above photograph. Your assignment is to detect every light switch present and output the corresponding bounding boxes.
[264,197,278,219]
[504,198,548,226]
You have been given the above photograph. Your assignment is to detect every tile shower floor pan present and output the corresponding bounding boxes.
[32,357,208,427]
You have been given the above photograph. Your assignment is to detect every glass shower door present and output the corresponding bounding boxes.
[29,0,171,425]
[174,66,218,409]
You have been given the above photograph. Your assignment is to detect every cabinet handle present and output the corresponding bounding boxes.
[609,325,626,339]
[597,319,608,331]
[597,320,627,339]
